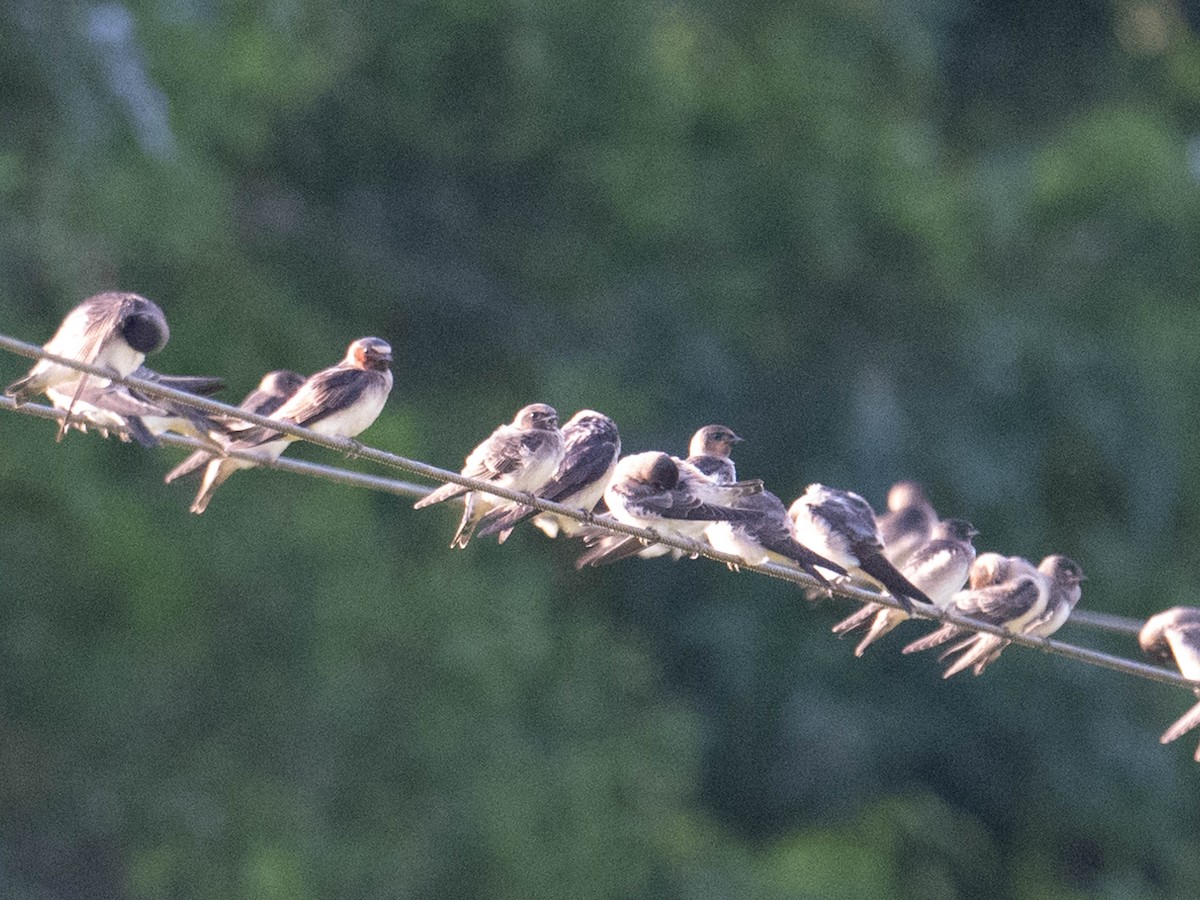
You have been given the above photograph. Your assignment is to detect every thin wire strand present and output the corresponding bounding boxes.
[0,331,1192,692]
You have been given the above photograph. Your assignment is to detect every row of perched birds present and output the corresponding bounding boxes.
[6,291,1200,763]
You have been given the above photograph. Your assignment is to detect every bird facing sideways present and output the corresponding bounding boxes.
[788,483,935,613]
[187,338,393,515]
[164,370,306,484]
[574,451,764,568]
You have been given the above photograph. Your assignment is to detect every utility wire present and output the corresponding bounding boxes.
[0,331,1191,692]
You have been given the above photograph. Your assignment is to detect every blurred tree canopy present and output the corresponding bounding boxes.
[3,0,1200,897]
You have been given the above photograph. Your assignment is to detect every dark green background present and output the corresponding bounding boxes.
[2,1,1199,897]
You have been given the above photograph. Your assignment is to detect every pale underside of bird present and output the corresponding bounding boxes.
[188,338,393,514]
[574,452,764,568]
[474,409,620,544]
[415,403,565,548]
[46,367,225,447]
[5,291,171,441]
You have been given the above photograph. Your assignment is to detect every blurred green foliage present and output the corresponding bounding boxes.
[3,0,1200,897]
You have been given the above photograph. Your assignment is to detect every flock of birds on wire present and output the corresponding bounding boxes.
[6,290,1200,764]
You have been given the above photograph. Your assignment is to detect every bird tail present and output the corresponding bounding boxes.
[901,624,963,655]
[938,635,1006,678]
[575,534,646,569]
[849,607,910,657]
[856,550,933,613]
[190,459,234,514]
[414,480,468,510]
[123,417,161,448]
[449,495,484,549]
[832,604,880,636]
[5,371,45,405]
[165,450,215,484]
[476,502,534,540]
[1161,698,1200,747]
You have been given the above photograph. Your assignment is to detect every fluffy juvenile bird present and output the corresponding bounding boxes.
[1139,607,1200,762]
[475,409,620,543]
[415,403,564,549]
[188,339,393,514]
[164,370,306,483]
[788,484,934,613]
[831,518,978,656]
[575,452,763,568]
[6,291,170,440]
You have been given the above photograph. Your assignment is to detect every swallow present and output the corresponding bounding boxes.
[832,518,979,656]
[45,366,225,447]
[624,424,746,562]
[788,484,934,613]
[1139,606,1200,761]
[164,370,306,483]
[5,291,170,440]
[188,339,392,514]
[935,554,1084,678]
[878,480,938,567]
[704,489,847,587]
[575,452,764,568]
[415,403,565,549]
[474,409,620,543]
[685,424,743,483]
[900,554,1050,675]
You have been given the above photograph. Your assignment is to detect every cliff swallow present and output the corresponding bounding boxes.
[188,339,392,514]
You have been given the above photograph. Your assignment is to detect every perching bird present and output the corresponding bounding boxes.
[6,291,170,440]
[629,424,745,562]
[704,489,847,588]
[936,554,1084,678]
[415,403,564,549]
[1139,606,1200,762]
[788,484,934,613]
[900,554,1050,675]
[832,518,979,656]
[164,370,306,483]
[475,409,620,543]
[575,452,763,568]
[188,338,393,514]
[878,480,938,568]
[685,424,743,483]
[46,366,225,447]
